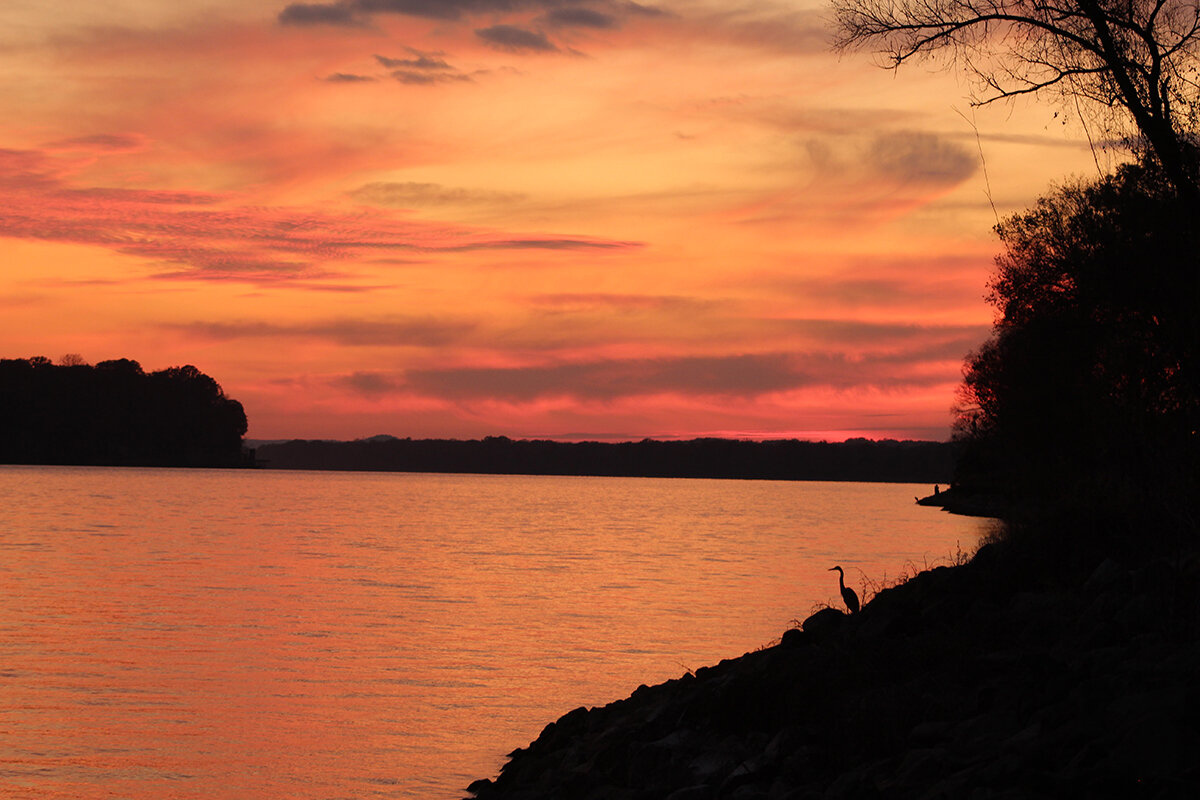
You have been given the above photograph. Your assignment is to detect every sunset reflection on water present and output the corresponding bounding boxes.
[0,466,986,798]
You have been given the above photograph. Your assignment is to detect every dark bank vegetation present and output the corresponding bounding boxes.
[255,435,958,483]
[468,2,1200,796]
[950,155,1200,561]
[0,356,249,468]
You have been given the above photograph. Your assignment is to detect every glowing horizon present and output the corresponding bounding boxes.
[0,1,1109,442]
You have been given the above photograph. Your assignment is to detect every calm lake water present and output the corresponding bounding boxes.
[0,466,988,799]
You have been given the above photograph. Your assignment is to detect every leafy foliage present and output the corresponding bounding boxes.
[953,159,1199,525]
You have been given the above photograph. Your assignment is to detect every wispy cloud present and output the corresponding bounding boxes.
[802,131,978,188]
[668,3,831,56]
[867,131,978,185]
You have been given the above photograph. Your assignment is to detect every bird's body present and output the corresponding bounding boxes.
[829,565,860,614]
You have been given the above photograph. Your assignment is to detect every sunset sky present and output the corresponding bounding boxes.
[1,0,1111,441]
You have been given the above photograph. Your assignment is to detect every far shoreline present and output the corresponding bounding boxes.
[248,435,959,485]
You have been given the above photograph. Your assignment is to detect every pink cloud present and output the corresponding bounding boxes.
[0,146,640,285]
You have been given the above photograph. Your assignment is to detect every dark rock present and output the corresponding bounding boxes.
[718,761,768,796]
[853,604,907,640]
[1083,557,1127,595]
[690,750,737,782]
[466,778,494,795]
[763,726,804,763]
[895,747,951,785]
[908,720,953,745]
[769,787,821,800]
[822,768,878,800]
[779,628,805,648]
[800,607,845,637]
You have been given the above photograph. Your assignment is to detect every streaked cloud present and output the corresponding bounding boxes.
[163,306,983,368]
[43,134,146,153]
[371,49,474,82]
[171,317,476,346]
[334,371,405,395]
[351,181,525,208]
[374,51,452,70]
[527,293,706,311]
[0,146,640,285]
[278,3,362,27]
[277,1,666,28]
[391,69,473,84]
[404,354,801,400]
[544,8,618,29]
[370,347,962,403]
[765,255,992,314]
[475,25,558,53]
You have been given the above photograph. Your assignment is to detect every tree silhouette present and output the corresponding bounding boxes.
[0,357,249,467]
[953,159,1199,516]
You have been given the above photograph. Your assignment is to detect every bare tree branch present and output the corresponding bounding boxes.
[831,0,1200,197]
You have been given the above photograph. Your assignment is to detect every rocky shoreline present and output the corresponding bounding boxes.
[914,486,1011,519]
[467,536,1200,798]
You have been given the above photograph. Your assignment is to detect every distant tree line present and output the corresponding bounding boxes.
[255,435,958,483]
[0,356,249,468]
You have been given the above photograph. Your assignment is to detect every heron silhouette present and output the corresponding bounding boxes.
[829,566,860,614]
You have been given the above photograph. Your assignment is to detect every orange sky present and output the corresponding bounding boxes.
[0,1,1110,441]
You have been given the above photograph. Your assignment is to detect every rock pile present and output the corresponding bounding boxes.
[468,543,1200,798]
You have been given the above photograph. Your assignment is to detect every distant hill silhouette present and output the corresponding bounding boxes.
[0,357,249,468]
[255,435,957,483]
